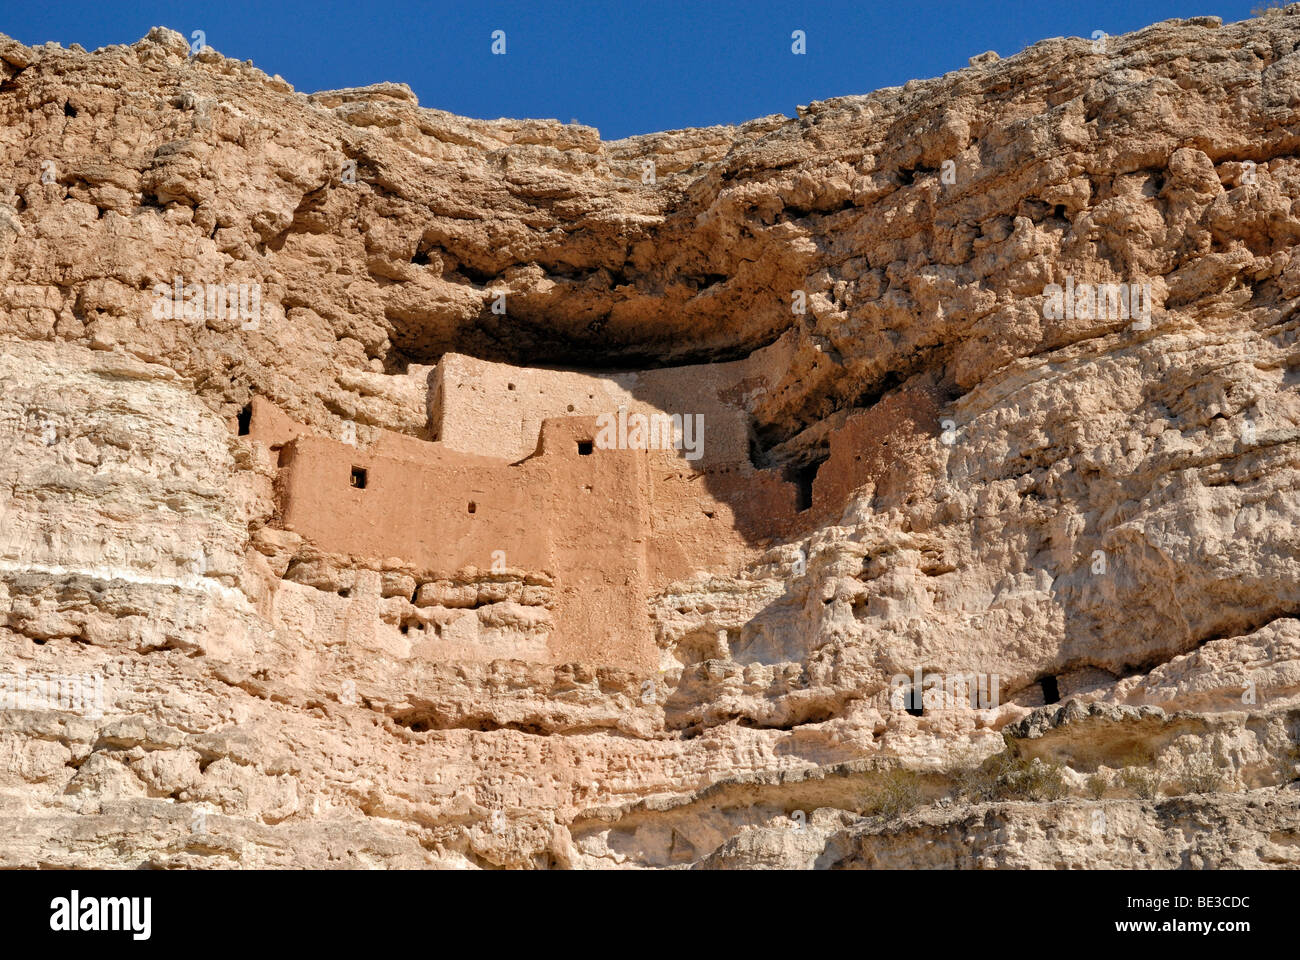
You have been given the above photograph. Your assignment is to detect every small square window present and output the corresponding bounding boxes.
[350,466,367,489]
[905,687,924,717]
[468,501,477,514]
[578,440,594,456]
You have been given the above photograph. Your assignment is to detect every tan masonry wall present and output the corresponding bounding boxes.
[431,352,763,467]
[811,385,947,517]
[247,360,941,670]
[258,404,656,668]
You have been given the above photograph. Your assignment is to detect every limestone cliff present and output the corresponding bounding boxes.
[2,11,1300,868]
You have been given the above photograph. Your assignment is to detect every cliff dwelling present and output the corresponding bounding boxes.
[247,342,943,671]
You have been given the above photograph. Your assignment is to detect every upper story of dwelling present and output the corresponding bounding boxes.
[428,349,779,469]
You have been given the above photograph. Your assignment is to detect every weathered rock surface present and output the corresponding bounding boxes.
[2,11,1300,868]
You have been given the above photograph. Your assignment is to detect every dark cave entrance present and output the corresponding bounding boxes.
[1041,676,1060,704]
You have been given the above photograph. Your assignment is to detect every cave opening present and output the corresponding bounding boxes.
[1041,676,1061,704]
[237,403,252,436]
[905,684,924,717]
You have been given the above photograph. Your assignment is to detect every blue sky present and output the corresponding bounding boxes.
[2,0,1269,139]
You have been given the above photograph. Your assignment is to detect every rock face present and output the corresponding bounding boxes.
[1,12,1300,868]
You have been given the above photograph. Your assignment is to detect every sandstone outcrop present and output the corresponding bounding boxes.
[2,11,1300,868]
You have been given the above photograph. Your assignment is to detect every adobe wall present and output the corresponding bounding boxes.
[431,351,766,468]
[276,436,553,573]
[811,385,945,520]
[425,345,811,581]
[262,408,657,669]
[642,460,793,580]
